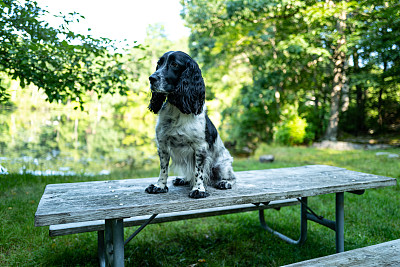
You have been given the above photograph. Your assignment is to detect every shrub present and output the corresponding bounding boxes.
[274,112,308,146]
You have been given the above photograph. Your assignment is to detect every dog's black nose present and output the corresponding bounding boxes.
[149,74,158,85]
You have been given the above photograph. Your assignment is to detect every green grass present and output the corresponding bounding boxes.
[1,145,399,266]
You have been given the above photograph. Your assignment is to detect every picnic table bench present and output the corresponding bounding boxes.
[34,165,397,267]
[282,239,400,266]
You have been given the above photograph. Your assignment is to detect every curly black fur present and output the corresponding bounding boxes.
[167,60,205,115]
[148,92,166,114]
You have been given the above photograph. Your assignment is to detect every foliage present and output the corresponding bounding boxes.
[222,83,279,152]
[274,106,310,146]
[0,0,134,109]
[0,24,190,175]
[181,0,400,150]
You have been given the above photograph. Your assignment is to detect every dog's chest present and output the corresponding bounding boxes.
[156,106,205,148]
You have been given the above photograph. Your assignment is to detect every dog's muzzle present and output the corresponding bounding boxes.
[149,73,173,93]
[149,73,161,92]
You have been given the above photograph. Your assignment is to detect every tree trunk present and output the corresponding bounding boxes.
[353,52,366,135]
[378,61,387,131]
[340,60,349,113]
[324,3,347,141]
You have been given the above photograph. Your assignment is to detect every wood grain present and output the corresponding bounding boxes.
[283,239,400,266]
[35,165,397,227]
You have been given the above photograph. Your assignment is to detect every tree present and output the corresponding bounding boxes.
[0,0,133,108]
[182,0,400,150]
[324,1,348,141]
[182,0,332,149]
[355,1,400,133]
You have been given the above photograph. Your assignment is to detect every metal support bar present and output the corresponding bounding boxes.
[259,197,308,245]
[124,214,158,246]
[306,212,336,231]
[104,219,125,267]
[336,192,344,253]
[348,189,365,195]
[260,193,346,253]
[297,197,323,220]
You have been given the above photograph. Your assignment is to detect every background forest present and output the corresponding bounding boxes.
[1,0,399,174]
[181,0,400,150]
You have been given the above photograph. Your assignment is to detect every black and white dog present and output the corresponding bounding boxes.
[145,51,236,198]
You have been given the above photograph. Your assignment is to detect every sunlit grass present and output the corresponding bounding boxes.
[0,145,399,266]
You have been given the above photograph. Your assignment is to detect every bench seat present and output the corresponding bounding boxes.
[283,239,400,266]
[49,199,298,237]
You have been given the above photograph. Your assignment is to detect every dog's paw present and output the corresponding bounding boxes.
[189,190,209,199]
[173,178,189,186]
[215,181,233,190]
[145,184,168,194]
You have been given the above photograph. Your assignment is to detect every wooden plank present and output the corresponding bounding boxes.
[49,199,298,236]
[35,165,397,227]
[282,239,400,266]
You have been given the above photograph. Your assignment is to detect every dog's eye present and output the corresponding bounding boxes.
[171,62,179,68]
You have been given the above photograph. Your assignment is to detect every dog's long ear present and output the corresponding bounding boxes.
[169,59,205,115]
[148,91,167,114]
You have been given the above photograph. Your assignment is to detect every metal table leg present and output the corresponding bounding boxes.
[105,220,113,265]
[336,192,344,253]
[112,219,124,266]
[98,230,106,267]
[105,219,124,267]
[97,215,157,266]
[260,194,346,253]
[259,197,308,245]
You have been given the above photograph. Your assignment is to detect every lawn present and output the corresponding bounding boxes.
[1,145,399,266]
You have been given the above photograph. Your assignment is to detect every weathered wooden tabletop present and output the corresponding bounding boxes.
[35,165,397,227]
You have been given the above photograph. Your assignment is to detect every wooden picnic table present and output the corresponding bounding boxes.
[35,165,397,266]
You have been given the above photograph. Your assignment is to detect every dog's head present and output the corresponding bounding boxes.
[148,51,205,115]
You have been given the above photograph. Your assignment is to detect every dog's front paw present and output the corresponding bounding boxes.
[189,190,209,199]
[215,181,232,190]
[145,184,169,194]
[173,178,189,186]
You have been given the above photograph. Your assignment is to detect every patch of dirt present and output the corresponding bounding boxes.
[312,140,395,151]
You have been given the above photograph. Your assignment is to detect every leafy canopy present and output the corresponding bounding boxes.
[182,0,400,150]
[0,0,133,108]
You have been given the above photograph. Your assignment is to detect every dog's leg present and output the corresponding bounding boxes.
[189,148,209,198]
[172,178,190,186]
[214,166,236,190]
[213,157,236,190]
[145,146,170,194]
